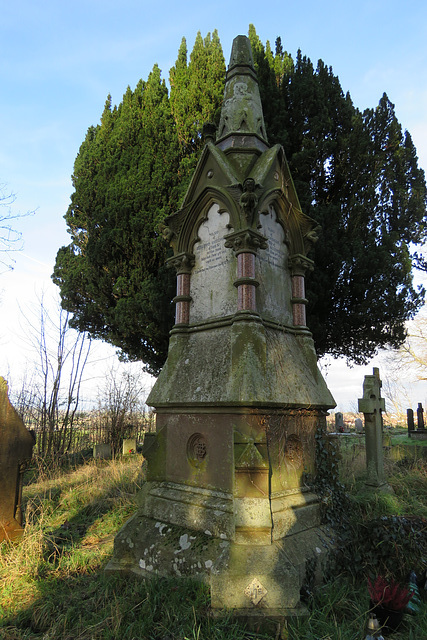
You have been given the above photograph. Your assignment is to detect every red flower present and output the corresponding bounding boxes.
[368,576,413,611]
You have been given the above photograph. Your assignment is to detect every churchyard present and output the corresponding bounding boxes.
[2,31,427,639]
[0,421,426,639]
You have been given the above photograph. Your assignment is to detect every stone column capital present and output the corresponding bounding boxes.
[288,254,314,277]
[224,228,267,256]
[167,252,195,274]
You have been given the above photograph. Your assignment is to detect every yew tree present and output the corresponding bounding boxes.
[53,27,427,375]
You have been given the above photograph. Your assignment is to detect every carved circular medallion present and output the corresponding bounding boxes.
[187,433,208,467]
[284,434,304,469]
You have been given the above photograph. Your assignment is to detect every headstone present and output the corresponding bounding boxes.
[407,408,415,435]
[335,412,344,432]
[122,438,136,455]
[93,443,112,459]
[417,403,425,430]
[0,377,35,541]
[106,35,336,622]
[358,368,388,489]
[355,417,363,434]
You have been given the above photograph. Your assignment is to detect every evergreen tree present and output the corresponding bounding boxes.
[169,31,225,192]
[53,65,180,374]
[249,28,426,363]
[53,28,427,374]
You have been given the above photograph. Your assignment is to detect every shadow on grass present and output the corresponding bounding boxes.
[1,570,266,640]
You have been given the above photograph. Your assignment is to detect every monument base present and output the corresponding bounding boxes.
[408,430,427,440]
[364,481,394,493]
[105,488,333,617]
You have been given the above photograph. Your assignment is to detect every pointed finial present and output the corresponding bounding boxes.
[216,35,268,146]
[228,35,256,76]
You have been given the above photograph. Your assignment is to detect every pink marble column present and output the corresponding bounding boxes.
[175,273,191,325]
[237,252,256,311]
[291,274,306,326]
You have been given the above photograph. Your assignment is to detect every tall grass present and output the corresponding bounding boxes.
[1,446,426,639]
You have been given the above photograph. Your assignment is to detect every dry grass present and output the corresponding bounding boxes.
[0,447,426,639]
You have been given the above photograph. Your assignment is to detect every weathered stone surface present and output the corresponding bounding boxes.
[358,368,389,490]
[93,443,112,459]
[334,412,344,431]
[123,438,137,455]
[148,321,334,409]
[355,417,364,433]
[190,204,236,323]
[106,512,231,580]
[0,377,35,541]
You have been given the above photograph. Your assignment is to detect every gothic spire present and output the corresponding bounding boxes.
[216,35,268,148]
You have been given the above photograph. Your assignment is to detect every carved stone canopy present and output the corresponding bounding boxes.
[162,35,320,272]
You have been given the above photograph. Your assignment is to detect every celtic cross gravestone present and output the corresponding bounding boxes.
[358,368,388,489]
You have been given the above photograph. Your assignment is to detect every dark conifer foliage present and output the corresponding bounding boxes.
[53,27,426,374]
[53,35,225,375]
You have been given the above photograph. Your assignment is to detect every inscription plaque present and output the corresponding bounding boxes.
[190,204,235,322]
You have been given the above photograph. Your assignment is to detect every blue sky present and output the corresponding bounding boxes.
[1,0,427,410]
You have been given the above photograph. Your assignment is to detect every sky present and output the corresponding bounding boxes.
[1,0,427,413]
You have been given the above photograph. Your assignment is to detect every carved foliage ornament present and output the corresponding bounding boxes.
[166,252,195,274]
[187,433,208,468]
[224,228,267,255]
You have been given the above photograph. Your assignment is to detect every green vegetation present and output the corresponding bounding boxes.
[1,443,427,639]
[53,25,427,376]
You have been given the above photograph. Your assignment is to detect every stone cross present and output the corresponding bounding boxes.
[0,377,35,541]
[417,403,425,430]
[358,368,387,488]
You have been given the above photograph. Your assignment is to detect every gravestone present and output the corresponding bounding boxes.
[122,438,136,455]
[407,408,415,434]
[335,412,344,432]
[409,404,427,440]
[0,377,35,541]
[417,403,425,430]
[355,417,363,434]
[93,443,112,459]
[358,368,388,490]
[107,35,336,622]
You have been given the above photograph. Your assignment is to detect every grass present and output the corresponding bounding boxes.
[0,445,426,639]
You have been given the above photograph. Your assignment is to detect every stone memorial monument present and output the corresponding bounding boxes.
[122,438,137,455]
[407,408,415,434]
[335,412,344,432]
[407,403,427,440]
[355,417,364,434]
[417,402,425,430]
[0,377,35,541]
[358,368,389,490]
[93,443,112,459]
[107,35,336,620]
